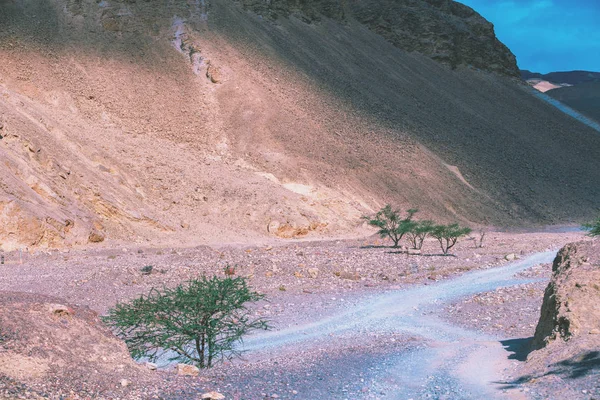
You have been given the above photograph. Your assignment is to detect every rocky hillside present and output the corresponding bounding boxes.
[0,0,599,249]
[239,0,519,76]
[522,69,600,121]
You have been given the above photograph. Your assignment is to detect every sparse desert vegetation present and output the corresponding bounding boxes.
[430,223,473,255]
[0,229,593,399]
[364,206,472,255]
[1,0,599,398]
[583,215,600,237]
[104,276,270,369]
[363,205,418,247]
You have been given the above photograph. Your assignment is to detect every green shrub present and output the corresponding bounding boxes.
[364,205,418,247]
[430,223,472,255]
[406,220,434,250]
[583,215,600,237]
[103,276,270,368]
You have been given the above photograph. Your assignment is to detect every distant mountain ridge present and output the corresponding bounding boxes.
[521,70,600,86]
[520,69,600,123]
[546,82,600,123]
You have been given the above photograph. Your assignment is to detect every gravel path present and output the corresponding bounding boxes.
[0,232,580,399]
[186,251,556,399]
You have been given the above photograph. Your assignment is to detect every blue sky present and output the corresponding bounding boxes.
[458,0,600,73]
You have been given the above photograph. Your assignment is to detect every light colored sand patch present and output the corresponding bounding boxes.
[445,164,476,191]
[282,182,315,197]
[531,80,561,93]
[0,353,49,380]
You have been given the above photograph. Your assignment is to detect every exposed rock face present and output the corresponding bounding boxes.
[532,241,600,351]
[524,241,600,393]
[239,0,345,21]
[239,0,519,76]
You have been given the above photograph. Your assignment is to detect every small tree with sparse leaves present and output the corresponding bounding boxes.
[583,215,600,237]
[406,220,434,250]
[103,276,270,368]
[431,223,472,255]
[364,205,418,247]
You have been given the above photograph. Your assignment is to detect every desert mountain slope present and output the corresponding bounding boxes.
[0,0,599,249]
[546,82,600,123]
[237,0,519,76]
[521,70,600,86]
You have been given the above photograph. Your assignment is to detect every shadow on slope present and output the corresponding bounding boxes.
[206,0,600,224]
[2,0,599,228]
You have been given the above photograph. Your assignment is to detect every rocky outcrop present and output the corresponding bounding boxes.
[239,0,519,76]
[524,241,600,391]
[239,0,345,21]
[532,241,600,351]
[0,292,150,397]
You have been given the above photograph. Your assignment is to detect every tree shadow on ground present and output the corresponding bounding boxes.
[418,253,457,257]
[496,349,600,389]
[383,250,456,257]
[551,351,600,379]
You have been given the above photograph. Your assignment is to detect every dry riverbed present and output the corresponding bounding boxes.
[443,242,600,400]
[0,230,589,399]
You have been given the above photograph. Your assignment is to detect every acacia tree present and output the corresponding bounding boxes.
[406,220,434,250]
[103,276,270,368]
[364,205,418,247]
[431,223,472,255]
[583,215,600,237]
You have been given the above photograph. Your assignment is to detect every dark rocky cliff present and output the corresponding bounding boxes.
[238,0,519,76]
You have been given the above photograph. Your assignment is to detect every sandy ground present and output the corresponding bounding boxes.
[0,230,593,399]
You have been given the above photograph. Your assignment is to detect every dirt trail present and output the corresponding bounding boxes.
[236,251,556,399]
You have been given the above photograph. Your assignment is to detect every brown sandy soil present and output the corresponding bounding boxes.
[0,230,586,399]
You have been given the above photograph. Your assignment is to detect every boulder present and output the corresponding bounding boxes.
[531,241,600,350]
[88,231,105,243]
[336,271,361,281]
[206,62,222,84]
[524,241,600,393]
